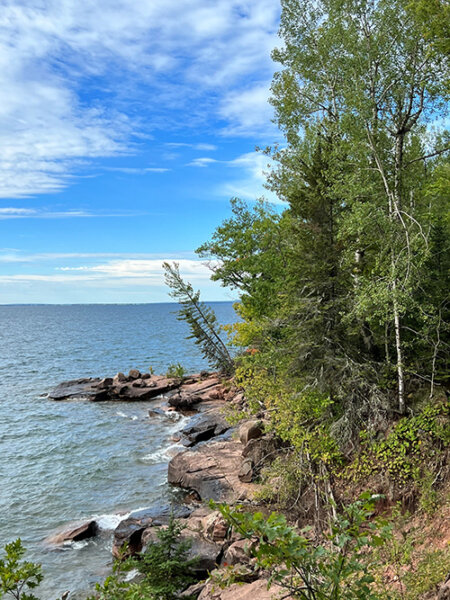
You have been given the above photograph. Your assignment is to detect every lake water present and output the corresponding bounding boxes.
[0,303,236,599]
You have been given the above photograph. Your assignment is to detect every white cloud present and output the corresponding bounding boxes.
[219,81,277,138]
[187,157,218,168]
[0,208,36,215]
[0,208,148,219]
[218,151,283,203]
[165,143,218,151]
[0,0,280,199]
[103,167,170,174]
[57,258,214,280]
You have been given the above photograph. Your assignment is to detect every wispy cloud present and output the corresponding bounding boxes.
[0,251,197,263]
[187,157,218,168]
[165,143,218,151]
[103,166,170,174]
[0,0,280,199]
[0,207,151,219]
[219,150,283,203]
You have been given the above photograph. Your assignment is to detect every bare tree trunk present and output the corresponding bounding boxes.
[392,276,405,413]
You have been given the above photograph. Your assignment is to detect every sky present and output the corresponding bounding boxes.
[0,0,283,304]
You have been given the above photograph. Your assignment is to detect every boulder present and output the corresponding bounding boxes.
[239,421,263,446]
[241,436,279,475]
[168,441,256,503]
[222,539,256,566]
[168,377,224,409]
[46,520,98,545]
[115,372,127,382]
[180,581,207,598]
[238,459,253,483]
[112,504,192,558]
[111,375,179,401]
[96,377,113,389]
[180,414,230,447]
[142,527,222,572]
[198,579,287,600]
[128,369,141,379]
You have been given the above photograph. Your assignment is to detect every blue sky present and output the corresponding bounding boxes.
[0,0,283,304]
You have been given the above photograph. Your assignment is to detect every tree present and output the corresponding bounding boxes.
[270,0,449,413]
[163,262,234,374]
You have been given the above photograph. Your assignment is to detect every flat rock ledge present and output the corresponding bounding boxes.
[168,440,257,503]
[47,371,225,403]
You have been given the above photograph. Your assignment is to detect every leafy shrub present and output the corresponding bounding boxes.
[0,539,43,600]
[213,494,392,600]
[88,515,198,600]
[166,363,186,379]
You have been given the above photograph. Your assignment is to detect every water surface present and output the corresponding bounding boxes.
[0,303,235,599]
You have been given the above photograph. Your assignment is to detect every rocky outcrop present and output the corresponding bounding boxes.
[112,504,192,557]
[167,377,224,410]
[46,520,98,545]
[47,378,105,401]
[168,440,256,503]
[47,371,227,404]
[180,413,230,447]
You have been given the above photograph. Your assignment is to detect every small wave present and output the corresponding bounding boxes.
[93,511,132,530]
[140,443,181,465]
[116,411,139,421]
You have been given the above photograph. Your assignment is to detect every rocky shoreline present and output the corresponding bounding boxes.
[46,370,281,600]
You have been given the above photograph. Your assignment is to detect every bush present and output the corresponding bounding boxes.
[88,515,198,600]
[166,363,186,379]
[0,539,43,600]
[214,494,392,600]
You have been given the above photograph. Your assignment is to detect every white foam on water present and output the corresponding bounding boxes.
[116,411,139,421]
[92,506,152,531]
[140,443,181,464]
[93,511,131,530]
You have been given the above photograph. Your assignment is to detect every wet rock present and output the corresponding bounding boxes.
[141,373,151,380]
[47,378,105,401]
[128,369,141,379]
[168,441,256,503]
[239,421,263,446]
[115,372,127,382]
[46,520,98,544]
[112,504,192,558]
[180,414,230,447]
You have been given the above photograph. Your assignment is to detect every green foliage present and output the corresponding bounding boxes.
[0,539,43,600]
[87,516,198,600]
[398,547,450,599]
[347,400,449,486]
[213,495,392,600]
[163,262,233,374]
[165,363,186,379]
